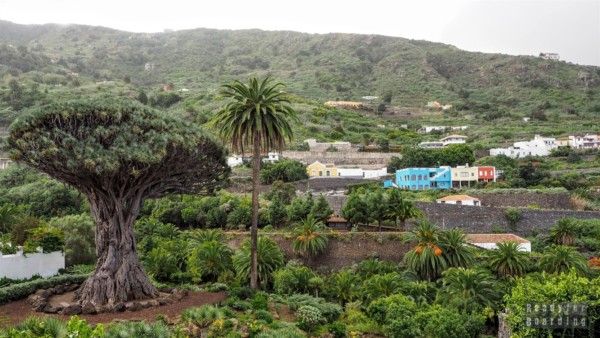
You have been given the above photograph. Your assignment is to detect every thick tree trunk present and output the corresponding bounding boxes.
[76,193,158,307]
[250,134,261,290]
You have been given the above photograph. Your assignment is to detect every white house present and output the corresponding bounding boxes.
[441,135,468,146]
[336,166,388,179]
[227,152,280,167]
[363,167,388,179]
[558,134,600,149]
[336,167,364,178]
[0,158,12,170]
[490,135,557,158]
[419,135,467,149]
[419,125,468,133]
[0,249,65,279]
[539,52,559,61]
[436,194,481,206]
[466,234,531,252]
[418,141,445,149]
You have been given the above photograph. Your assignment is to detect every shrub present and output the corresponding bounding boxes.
[48,214,95,266]
[0,273,88,305]
[187,240,232,282]
[504,207,523,229]
[23,225,64,253]
[9,316,67,337]
[251,291,269,311]
[260,159,307,184]
[145,246,179,282]
[366,293,417,325]
[273,263,317,295]
[254,309,274,323]
[291,215,329,257]
[296,305,324,332]
[232,237,284,288]
[66,316,105,338]
[104,320,173,338]
[181,305,225,328]
[287,294,342,323]
[327,321,347,338]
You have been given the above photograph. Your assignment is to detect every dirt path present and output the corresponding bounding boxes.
[0,291,227,327]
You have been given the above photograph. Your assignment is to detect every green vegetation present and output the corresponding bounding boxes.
[0,21,600,337]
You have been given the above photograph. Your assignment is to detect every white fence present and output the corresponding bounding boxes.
[0,250,65,279]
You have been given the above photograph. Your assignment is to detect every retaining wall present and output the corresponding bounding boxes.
[0,251,65,279]
[225,232,411,272]
[323,195,600,236]
[415,202,600,236]
[469,191,574,210]
[282,151,399,166]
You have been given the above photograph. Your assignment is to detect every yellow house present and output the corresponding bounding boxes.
[451,165,478,188]
[306,161,338,177]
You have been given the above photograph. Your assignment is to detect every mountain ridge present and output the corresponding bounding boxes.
[0,19,599,116]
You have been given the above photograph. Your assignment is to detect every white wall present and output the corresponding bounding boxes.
[227,156,243,167]
[363,167,388,179]
[437,199,480,206]
[471,242,531,252]
[0,250,65,279]
[337,168,363,177]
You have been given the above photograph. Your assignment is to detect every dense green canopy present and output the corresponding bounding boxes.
[8,98,229,198]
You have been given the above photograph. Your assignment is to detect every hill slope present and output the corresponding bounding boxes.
[1,20,599,115]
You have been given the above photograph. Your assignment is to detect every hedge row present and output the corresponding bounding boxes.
[0,273,88,305]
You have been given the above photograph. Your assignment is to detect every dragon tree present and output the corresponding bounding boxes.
[8,99,229,308]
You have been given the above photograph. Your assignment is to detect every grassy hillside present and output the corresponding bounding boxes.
[1,20,599,112]
[1,20,600,151]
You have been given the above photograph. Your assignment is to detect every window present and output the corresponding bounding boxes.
[417,174,422,180]
[326,171,330,176]
[319,171,323,176]
[411,175,416,180]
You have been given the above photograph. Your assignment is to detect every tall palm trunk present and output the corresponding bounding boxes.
[250,133,260,289]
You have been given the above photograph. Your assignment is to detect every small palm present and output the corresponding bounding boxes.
[292,215,328,257]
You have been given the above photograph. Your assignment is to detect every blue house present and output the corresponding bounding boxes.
[390,166,452,190]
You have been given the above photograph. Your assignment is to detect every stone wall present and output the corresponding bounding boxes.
[469,191,574,210]
[225,232,411,272]
[323,195,600,236]
[282,151,399,166]
[295,178,386,192]
[415,202,600,236]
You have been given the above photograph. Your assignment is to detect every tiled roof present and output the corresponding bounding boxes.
[466,233,529,244]
[441,134,468,140]
[437,194,480,202]
[327,214,347,223]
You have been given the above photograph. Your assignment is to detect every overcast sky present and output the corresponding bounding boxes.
[1,0,598,66]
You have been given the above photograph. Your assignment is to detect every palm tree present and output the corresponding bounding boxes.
[438,229,475,268]
[292,215,329,257]
[438,268,499,312]
[327,269,360,305]
[539,245,589,275]
[187,240,233,282]
[212,77,296,289]
[403,221,447,281]
[550,218,579,246]
[232,236,285,288]
[486,241,530,278]
[386,189,421,230]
